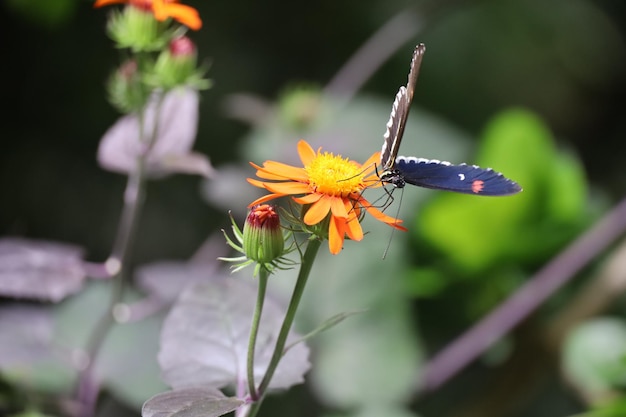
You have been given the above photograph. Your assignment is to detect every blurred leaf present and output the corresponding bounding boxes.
[324,404,421,417]
[417,108,588,273]
[142,387,244,417]
[98,312,169,408]
[276,85,325,132]
[135,261,221,303]
[158,152,215,179]
[0,238,86,302]
[0,306,55,366]
[562,317,626,403]
[284,310,366,353]
[0,305,75,394]
[6,0,76,28]
[271,230,422,408]
[404,267,448,297]
[581,397,626,417]
[158,279,310,391]
[53,282,167,409]
[97,88,206,178]
[9,411,56,417]
[545,150,588,222]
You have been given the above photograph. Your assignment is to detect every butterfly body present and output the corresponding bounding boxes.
[378,44,521,196]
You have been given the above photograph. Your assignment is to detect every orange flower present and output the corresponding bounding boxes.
[94,0,202,30]
[248,140,406,254]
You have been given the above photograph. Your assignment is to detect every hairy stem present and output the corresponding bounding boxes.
[246,269,269,401]
[245,238,322,417]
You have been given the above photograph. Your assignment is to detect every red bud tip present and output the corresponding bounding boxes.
[169,36,196,57]
[247,205,280,229]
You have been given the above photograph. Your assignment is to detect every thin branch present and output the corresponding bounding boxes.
[323,10,422,101]
[420,196,626,393]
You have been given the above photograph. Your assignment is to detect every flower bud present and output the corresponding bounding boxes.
[243,205,285,265]
[148,36,207,89]
[107,59,150,113]
[169,36,196,57]
[278,86,323,131]
[106,3,165,52]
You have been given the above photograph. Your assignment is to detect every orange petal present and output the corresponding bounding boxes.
[157,3,203,30]
[93,0,126,7]
[248,193,283,207]
[262,161,308,180]
[304,195,331,225]
[365,204,407,231]
[297,140,316,167]
[251,161,308,181]
[329,196,348,219]
[343,199,364,241]
[247,178,267,188]
[328,216,345,254]
[344,215,364,241]
[250,162,287,181]
[293,193,322,204]
[361,151,381,175]
[264,182,310,195]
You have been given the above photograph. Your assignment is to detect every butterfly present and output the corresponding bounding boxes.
[378,44,522,196]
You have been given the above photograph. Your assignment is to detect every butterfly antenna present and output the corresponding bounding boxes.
[382,186,404,260]
[342,161,381,213]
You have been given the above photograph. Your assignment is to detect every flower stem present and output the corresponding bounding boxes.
[246,268,269,401]
[245,237,322,417]
[74,99,157,416]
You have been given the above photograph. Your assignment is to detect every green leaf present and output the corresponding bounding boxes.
[53,282,167,409]
[417,108,589,273]
[545,150,588,223]
[562,317,626,403]
[404,267,449,297]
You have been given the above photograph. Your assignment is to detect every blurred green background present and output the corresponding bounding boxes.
[2,0,626,417]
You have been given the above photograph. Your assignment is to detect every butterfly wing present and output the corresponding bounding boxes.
[395,156,522,196]
[380,44,426,171]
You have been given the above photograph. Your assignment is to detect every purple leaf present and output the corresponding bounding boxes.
[0,305,75,394]
[0,305,55,366]
[0,238,86,302]
[157,152,215,179]
[158,279,310,392]
[142,387,244,417]
[136,261,222,304]
[98,88,209,178]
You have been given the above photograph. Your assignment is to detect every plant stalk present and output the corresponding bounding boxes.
[246,269,269,401]
[245,238,322,417]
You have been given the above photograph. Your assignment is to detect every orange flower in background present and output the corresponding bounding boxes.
[94,0,202,30]
[248,140,406,254]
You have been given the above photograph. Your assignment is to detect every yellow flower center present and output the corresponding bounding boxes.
[305,152,365,197]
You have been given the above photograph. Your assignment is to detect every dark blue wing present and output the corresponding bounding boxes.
[395,156,522,196]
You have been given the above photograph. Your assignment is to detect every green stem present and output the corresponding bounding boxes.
[246,269,269,400]
[245,238,322,417]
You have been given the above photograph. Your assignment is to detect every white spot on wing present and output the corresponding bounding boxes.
[381,87,407,159]
[458,173,465,181]
[396,156,452,166]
